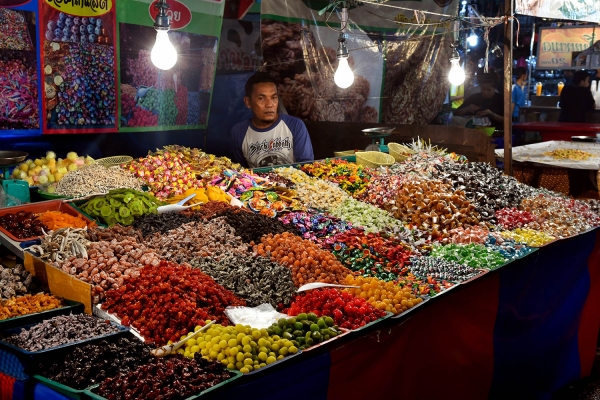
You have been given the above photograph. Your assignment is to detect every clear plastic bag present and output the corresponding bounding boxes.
[0,186,22,208]
[224,304,289,329]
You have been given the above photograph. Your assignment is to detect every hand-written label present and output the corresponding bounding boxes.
[45,0,113,17]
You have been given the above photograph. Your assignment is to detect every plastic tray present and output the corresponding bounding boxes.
[0,299,84,331]
[0,200,95,242]
[84,369,243,399]
[390,297,430,319]
[33,375,87,400]
[350,311,393,332]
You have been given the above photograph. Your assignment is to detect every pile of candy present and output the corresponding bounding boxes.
[495,207,539,231]
[501,228,555,247]
[0,10,32,50]
[344,275,424,314]
[287,288,387,329]
[0,58,38,129]
[279,212,353,243]
[330,198,405,233]
[408,257,484,282]
[255,232,352,287]
[430,243,505,270]
[300,159,371,197]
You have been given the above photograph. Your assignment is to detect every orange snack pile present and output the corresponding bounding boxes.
[0,293,63,320]
[36,211,92,230]
[254,232,352,287]
[344,275,423,314]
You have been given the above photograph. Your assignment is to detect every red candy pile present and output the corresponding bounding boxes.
[287,288,386,330]
[495,208,538,231]
[102,261,245,345]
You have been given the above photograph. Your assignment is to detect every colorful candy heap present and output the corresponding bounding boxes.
[330,198,405,234]
[344,275,424,314]
[430,243,505,270]
[287,288,387,330]
[327,229,412,281]
[300,159,371,197]
[495,207,539,231]
[279,212,353,243]
[127,151,201,199]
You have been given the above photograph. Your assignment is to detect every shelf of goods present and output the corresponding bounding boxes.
[0,145,599,400]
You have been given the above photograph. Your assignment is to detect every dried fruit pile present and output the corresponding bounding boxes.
[102,261,245,345]
[0,293,62,320]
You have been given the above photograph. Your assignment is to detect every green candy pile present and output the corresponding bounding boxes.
[430,243,505,270]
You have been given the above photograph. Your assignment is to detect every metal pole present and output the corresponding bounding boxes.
[503,0,513,175]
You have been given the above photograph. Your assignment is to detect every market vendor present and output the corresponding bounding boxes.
[558,70,596,123]
[453,72,504,126]
[231,72,314,168]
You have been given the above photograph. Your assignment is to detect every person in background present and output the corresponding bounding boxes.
[511,67,527,122]
[450,80,465,109]
[563,69,575,87]
[231,72,314,168]
[558,70,595,123]
[454,72,504,126]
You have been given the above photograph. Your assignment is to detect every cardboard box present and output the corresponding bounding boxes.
[24,252,93,314]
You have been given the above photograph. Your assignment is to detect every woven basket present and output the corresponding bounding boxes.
[95,156,133,167]
[334,150,356,157]
[355,151,395,168]
[387,143,415,162]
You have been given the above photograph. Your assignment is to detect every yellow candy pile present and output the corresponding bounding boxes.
[167,186,230,210]
[501,228,555,247]
[344,275,423,315]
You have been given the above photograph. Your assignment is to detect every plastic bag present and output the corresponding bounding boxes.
[224,304,289,329]
[0,186,22,208]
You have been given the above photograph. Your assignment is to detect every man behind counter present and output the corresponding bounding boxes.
[453,72,504,126]
[558,70,596,123]
[231,72,314,169]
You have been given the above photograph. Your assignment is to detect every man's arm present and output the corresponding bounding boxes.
[230,123,250,168]
[285,116,314,162]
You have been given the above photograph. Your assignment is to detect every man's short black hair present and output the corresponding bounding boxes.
[574,70,590,85]
[515,67,527,79]
[245,72,277,98]
[477,72,499,87]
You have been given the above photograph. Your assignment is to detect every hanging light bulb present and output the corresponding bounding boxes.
[467,30,478,47]
[151,0,177,70]
[335,34,354,88]
[448,47,465,85]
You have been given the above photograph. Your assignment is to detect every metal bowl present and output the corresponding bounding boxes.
[571,136,596,143]
[0,151,28,166]
[362,127,395,136]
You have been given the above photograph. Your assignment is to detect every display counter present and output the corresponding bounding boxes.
[4,228,599,400]
[513,122,600,142]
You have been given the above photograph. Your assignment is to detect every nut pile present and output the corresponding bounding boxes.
[4,314,119,352]
[433,162,537,221]
[408,257,484,282]
[392,179,480,238]
[103,261,245,345]
[144,219,249,264]
[59,238,160,304]
[54,164,144,198]
[255,232,352,287]
[36,338,152,390]
[189,254,296,307]
[330,198,405,234]
[206,208,298,244]
[96,354,234,399]
[27,228,90,265]
[0,264,34,300]
[0,293,62,320]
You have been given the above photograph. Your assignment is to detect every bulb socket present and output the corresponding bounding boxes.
[337,35,349,59]
[153,0,170,30]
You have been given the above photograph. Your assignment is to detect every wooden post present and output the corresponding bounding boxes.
[503,0,513,175]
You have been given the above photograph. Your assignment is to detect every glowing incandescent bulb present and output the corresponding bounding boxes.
[467,32,478,47]
[151,30,178,70]
[448,58,465,85]
[334,58,354,89]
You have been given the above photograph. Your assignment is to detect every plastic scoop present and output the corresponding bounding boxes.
[176,193,196,206]
[296,282,360,292]
[157,203,203,213]
[152,321,215,357]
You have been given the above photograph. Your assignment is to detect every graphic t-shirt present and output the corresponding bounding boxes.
[230,114,314,168]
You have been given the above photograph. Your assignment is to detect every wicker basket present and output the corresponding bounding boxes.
[387,143,415,162]
[334,150,356,157]
[95,156,133,167]
[355,151,395,168]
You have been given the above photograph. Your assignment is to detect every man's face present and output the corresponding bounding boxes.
[480,83,496,99]
[244,82,278,124]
